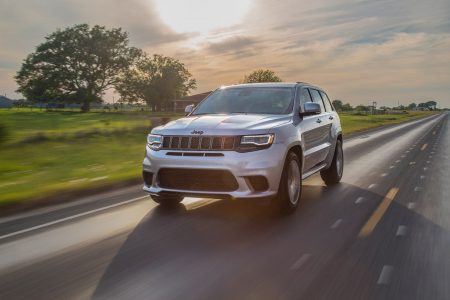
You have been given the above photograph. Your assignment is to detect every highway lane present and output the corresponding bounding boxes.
[0,113,448,299]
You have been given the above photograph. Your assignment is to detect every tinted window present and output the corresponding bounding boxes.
[192,87,294,115]
[320,91,333,112]
[309,89,325,112]
[299,88,313,111]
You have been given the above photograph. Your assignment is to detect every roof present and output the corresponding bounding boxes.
[221,82,315,89]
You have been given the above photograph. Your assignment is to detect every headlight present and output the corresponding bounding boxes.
[240,134,274,148]
[147,134,163,150]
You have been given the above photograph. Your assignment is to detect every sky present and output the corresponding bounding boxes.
[1,0,449,107]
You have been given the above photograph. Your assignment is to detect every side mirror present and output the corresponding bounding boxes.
[184,104,194,114]
[300,102,321,116]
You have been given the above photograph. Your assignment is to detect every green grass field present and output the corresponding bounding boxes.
[0,109,436,206]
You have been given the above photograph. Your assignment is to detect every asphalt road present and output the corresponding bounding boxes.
[0,113,449,300]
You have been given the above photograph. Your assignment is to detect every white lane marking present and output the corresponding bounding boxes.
[389,165,395,169]
[423,167,429,171]
[409,162,416,165]
[405,150,410,153]
[408,202,416,209]
[414,187,423,192]
[381,173,388,177]
[420,175,426,179]
[355,197,365,204]
[426,161,430,164]
[378,265,394,285]
[331,219,343,229]
[368,184,377,189]
[401,155,406,158]
[0,196,149,241]
[396,225,408,236]
[395,160,401,163]
[89,176,108,182]
[290,253,312,270]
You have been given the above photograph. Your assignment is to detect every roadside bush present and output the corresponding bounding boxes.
[0,122,9,144]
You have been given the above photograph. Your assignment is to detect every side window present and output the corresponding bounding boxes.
[309,89,325,113]
[299,88,313,111]
[320,91,333,112]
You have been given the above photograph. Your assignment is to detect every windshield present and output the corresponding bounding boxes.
[192,87,294,115]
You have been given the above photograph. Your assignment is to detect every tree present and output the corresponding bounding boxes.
[241,69,282,83]
[116,54,196,111]
[341,103,353,111]
[408,103,417,110]
[15,24,139,112]
[332,100,343,111]
[425,101,437,110]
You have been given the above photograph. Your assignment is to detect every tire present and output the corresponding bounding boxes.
[151,194,184,206]
[320,139,344,185]
[272,151,302,214]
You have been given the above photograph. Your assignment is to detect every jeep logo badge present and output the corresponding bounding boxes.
[191,130,204,135]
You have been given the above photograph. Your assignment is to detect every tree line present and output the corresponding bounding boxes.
[15,24,197,112]
[332,100,439,112]
[15,24,285,112]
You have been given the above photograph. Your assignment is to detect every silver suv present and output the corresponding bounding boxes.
[143,82,343,213]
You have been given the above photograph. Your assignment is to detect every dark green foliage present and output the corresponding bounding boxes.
[116,54,196,111]
[15,24,139,112]
[241,69,282,83]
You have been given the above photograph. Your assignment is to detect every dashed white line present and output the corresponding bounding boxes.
[420,175,426,179]
[396,225,408,237]
[368,184,377,189]
[355,197,365,204]
[409,162,416,165]
[389,166,395,169]
[395,160,401,163]
[423,167,429,171]
[331,219,343,229]
[290,253,312,270]
[414,187,423,192]
[407,202,416,209]
[380,173,388,177]
[401,155,406,158]
[377,265,394,285]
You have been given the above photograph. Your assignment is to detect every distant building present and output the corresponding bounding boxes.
[171,91,212,112]
[0,96,14,108]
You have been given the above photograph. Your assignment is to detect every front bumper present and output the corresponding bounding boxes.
[142,144,286,199]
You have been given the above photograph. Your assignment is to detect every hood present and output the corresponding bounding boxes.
[151,114,292,136]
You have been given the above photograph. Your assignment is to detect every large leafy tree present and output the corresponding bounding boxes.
[241,69,282,83]
[15,24,139,112]
[116,54,196,111]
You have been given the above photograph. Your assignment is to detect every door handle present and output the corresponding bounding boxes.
[329,116,334,120]
[316,119,322,123]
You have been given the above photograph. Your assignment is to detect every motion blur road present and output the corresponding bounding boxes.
[0,113,449,300]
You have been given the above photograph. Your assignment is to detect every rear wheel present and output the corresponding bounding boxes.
[272,151,302,214]
[151,194,184,206]
[320,139,343,185]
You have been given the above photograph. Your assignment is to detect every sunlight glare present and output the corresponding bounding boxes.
[153,0,252,33]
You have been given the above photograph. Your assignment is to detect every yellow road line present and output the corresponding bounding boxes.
[358,188,399,238]
[421,143,428,151]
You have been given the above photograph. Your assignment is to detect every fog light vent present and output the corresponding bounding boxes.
[246,176,269,191]
[143,171,154,186]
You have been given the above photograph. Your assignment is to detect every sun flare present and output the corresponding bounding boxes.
[153,0,252,33]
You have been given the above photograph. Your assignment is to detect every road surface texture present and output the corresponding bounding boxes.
[0,113,449,300]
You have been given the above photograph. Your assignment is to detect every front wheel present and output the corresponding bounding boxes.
[272,151,302,214]
[151,194,184,206]
[320,139,344,185]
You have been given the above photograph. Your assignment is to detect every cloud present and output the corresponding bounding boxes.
[0,0,449,106]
